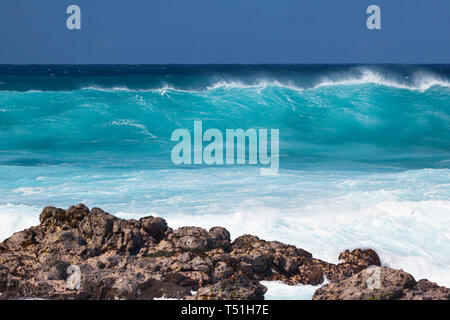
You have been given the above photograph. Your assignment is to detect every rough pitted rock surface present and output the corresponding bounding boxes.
[0,204,447,300]
[313,266,450,300]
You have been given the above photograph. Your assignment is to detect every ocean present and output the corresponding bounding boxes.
[0,64,449,297]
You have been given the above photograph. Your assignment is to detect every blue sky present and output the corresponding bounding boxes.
[0,0,449,64]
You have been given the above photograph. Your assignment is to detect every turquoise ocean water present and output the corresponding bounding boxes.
[0,65,449,296]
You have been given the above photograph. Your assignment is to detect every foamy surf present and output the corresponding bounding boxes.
[1,167,449,292]
[0,204,40,241]
[261,281,326,300]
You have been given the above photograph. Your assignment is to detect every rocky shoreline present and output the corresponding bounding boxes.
[0,204,448,300]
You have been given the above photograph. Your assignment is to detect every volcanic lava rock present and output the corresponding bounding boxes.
[0,204,446,300]
[313,266,450,300]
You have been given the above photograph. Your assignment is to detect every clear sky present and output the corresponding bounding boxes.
[0,0,449,64]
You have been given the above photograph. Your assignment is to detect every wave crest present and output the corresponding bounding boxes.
[78,69,450,93]
[1,66,449,94]
[313,68,450,91]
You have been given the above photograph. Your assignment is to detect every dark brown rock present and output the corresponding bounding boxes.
[140,217,168,241]
[188,276,267,300]
[338,248,381,270]
[313,266,449,300]
[1,204,447,300]
[171,227,215,252]
[209,227,231,251]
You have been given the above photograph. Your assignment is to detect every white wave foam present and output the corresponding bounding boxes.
[81,71,449,94]
[262,281,323,300]
[3,70,449,95]
[12,187,45,196]
[313,68,450,91]
[125,69,450,93]
[205,79,304,92]
[1,168,449,292]
[153,296,180,300]
[81,85,202,95]
[106,119,157,138]
[0,204,40,241]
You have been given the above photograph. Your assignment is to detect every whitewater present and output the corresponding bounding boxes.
[0,64,449,298]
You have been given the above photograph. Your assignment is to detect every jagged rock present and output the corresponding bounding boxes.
[40,204,89,229]
[403,280,450,300]
[4,229,35,251]
[209,227,231,242]
[213,261,233,279]
[187,276,267,300]
[232,234,261,250]
[209,227,232,251]
[140,217,168,241]
[313,266,450,300]
[170,227,215,252]
[338,248,381,270]
[230,235,376,286]
[0,204,447,300]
